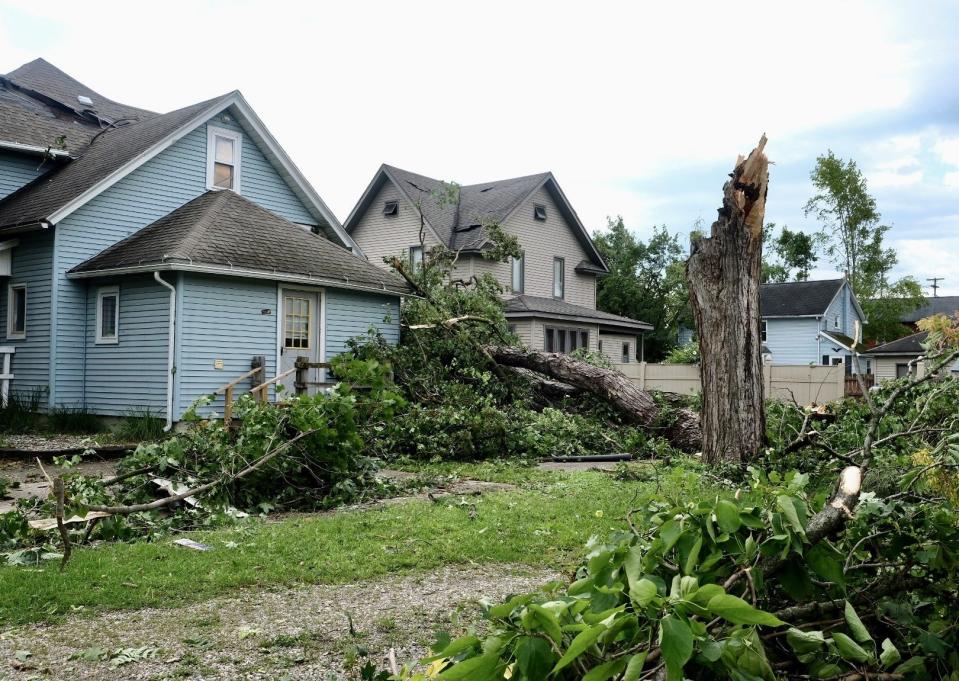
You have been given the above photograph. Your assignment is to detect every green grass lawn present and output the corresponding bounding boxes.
[0,461,714,628]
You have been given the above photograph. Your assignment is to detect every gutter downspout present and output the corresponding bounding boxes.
[154,271,176,431]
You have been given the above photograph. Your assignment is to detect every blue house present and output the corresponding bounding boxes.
[0,58,407,426]
[760,278,868,372]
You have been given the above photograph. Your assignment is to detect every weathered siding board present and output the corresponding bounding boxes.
[0,231,53,400]
[209,119,316,226]
[475,186,597,308]
[52,110,319,407]
[764,317,821,365]
[0,151,46,200]
[176,275,277,416]
[83,276,169,415]
[507,319,533,348]
[599,332,639,364]
[324,288,400,358]
[349,181,442,268]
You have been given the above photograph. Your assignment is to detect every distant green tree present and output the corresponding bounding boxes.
[761,223,819,283]
[593,218,691,360]
[804,150,924,343]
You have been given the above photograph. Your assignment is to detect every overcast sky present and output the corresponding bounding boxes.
[2,1,956,293]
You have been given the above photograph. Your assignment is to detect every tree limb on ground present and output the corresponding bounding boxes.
[487,346,702,452]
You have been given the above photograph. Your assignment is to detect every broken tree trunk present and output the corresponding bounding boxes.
[488,346,701,452]
[685,136,769,464]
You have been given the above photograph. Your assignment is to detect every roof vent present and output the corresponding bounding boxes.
[77,95,94,107]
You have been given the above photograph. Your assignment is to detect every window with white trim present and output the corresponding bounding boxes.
[409,245,424,271]
[96,286,119,344]
[6,284,25,339]
[761,319,767,342]
[622,342,631,364]
[511,252,525,293]
[206,126,242,191]
[553,257,565,299]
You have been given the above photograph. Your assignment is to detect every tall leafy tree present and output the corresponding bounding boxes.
[593,218,690,360]
[805,150,924,343]
[762,223,818,283]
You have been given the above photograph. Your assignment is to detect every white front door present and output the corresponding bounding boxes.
[280,289,322,394]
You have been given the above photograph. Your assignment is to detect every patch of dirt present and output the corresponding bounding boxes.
[1,434,121,452]
[0,459,117,514]
[0,564,559,680]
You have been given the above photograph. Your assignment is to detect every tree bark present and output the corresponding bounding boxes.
[488,346,701,452]
[685,136,769,463]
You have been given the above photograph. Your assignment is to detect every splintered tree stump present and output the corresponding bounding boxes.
[686,136,769,463]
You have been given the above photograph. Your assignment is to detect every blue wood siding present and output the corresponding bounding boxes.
[209,119,316,226]
[51,108,318,407]
[764,317,821,364]
[0,151,45,200]
[82,275,170,415]
[324,288,400,358]
[176,274,277,417]
[0,231,53,401]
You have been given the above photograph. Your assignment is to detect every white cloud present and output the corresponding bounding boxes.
[944,172,959,188]
[869,169,923,188]
[934,137,959,166]
[896,236,959,295]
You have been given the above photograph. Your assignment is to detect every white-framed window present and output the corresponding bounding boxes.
[6,283,25,339]
[511,252,525,293]
[622,342,631,363]
[206,126,242,192]
[833,314,840,330]
[409,245,424,271]
[761,319,767,342]
[553,257,565,299]
[96,286,119,344]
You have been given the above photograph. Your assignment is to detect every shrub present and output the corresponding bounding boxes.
[664,340,699,364]
[116,407,167,442]
[0,388,44,433]
[47,405,104,434]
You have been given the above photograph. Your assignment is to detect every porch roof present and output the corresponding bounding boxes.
[68,190,411,296]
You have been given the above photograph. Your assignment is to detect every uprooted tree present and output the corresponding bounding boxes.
[686,135,769,464]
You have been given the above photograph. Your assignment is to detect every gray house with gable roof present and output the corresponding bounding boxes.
[344,165,652,364]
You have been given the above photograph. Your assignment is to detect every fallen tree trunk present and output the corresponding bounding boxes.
[488,346,701,452]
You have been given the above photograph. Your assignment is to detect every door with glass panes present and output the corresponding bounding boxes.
[280,289,322,394]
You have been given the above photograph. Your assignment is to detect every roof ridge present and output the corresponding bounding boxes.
[460,171,550,190]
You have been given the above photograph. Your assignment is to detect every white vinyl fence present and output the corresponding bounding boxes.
[611,362,847,404]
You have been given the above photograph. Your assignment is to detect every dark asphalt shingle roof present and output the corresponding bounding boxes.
[69,190,409,294]
[504,295,652,331]
[760,279,844,317]
[0,93,232,230]
[349,165,606,270]
[0,81,100,154]
[863,331,928,356]
[5,58,155,124]
[900,296,959,323]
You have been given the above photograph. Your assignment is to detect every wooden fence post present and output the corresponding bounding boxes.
[224,386,233,427]
[295,356,308,396]
[639,361,647,391]
[763,362,772,397]
[251,355,265,403]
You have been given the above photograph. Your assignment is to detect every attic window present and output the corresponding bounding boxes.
[207,126,242,192]
[534,204,547,221]
[383,200,398,217]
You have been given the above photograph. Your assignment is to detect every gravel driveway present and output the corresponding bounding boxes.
[1,564,559,680]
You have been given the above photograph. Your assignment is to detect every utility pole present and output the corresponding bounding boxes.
[927,277,943,298]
